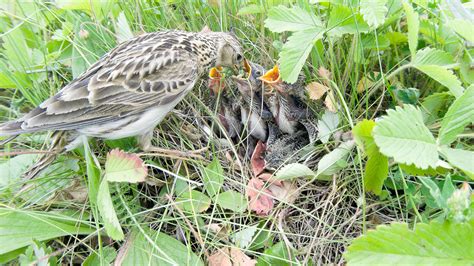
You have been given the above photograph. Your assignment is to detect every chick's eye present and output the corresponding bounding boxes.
[236,53,243,61]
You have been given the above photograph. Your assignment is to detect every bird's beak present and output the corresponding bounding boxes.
[208,67,225,94]
[243,58,252,79]
[258,65,281,95]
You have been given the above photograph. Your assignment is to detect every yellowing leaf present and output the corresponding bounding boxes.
[104,149,147,183]
[357,76,375,93]
[324,89,338,112]
[306,81,329,100]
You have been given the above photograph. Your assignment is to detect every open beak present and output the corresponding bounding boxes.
[208,67,225,94]
[258,65,281,94]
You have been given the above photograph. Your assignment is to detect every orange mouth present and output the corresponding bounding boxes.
[258,65,282,94]
[243,59,252,79]
[208,66,225,94]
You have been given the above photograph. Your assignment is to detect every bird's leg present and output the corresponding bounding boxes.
[138,130,205,159]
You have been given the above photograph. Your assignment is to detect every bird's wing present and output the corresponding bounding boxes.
[18,35,198,132]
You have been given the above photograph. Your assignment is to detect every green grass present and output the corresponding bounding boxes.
[0,0,473,264]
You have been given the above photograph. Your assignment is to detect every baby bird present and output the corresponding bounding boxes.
[0,30,244,155]
[259,66,318,142]
[232,60,272,142]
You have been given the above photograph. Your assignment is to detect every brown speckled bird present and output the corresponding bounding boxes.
[0,30,244,154]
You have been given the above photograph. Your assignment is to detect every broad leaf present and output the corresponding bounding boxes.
[412,47,455,67]
[202,158,224,197]
[116,229,204,266]
[440,147,474,179]
[264,6,322,33]
[418,176,445,208]
[257,241,296,265]
[0,154,37,187]
[360,0,388,28]
[364,151,388,195]
[104,149,147,183]
[403,2,419,58]
[278,29,323,83]
[83,246,117,266]
[97,179,124,240]
[176,190,211,213]
[420,92,453,124]
[326,5,369,37]
[0,208,93,255]
[232,225,258,249]
[373,105,438,169]
[316,140,355,180]
[83,138,100,207]
[414,65,464,99]
[352,119,377,156]
[274,163,315,180]
[344,221,474,264]
[449,19,474,43]
[215,190,247,213]
[438,85,474,145]
[317,110,340,144]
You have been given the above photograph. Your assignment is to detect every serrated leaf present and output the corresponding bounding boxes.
[420,92,453,124]
[364,151,388,195]
[344,221,474,264]
[317,110,340,144]
[440,147,474,179]
[412,47,455,67]
[264,6,322,33]
[403,2,419,58]
[326,5,369,37]
[352,119,377,156]
[316,140,355,180]
[278,29,323,83]
[97,179,124,241]
[0,208,93,254]
[360,0,388,28]
[116,229,204,266]
[438,85,474,145]
[274,163,315,180]
[400,162,450,176]
[414,65,464,98]
[418,176,445,208]
[115,12,134,43]
[449,18,474,43]
[104,149,147,183]
[202,158,224,197]
[373,105,438,169]
[176,190,211,213]
[215,190,247,213]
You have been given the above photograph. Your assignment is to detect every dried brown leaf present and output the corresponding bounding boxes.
[306,82,329,100]
[208,247,256,266]
[246,177,273,216]
[324,90,338,113]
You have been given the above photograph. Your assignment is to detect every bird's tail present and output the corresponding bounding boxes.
[0,120,27,145]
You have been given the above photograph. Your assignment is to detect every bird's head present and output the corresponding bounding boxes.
[215,32,244,70]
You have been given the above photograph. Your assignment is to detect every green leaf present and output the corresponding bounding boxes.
[344,221,474,264]
[232,225,258,249]
[415,65,464,98]
[83,139,100,207]
[104,149,147,183]
[373,105,438,169]
[97,179,124,241]
[440,147,474,179]
[399,162,450,176]
[0,154,37,187]
[317,110,340,144]
[202,158,224,197]
[215,190,247,213]
[393,87,420,105]
[412,47,455,67]
[352,119,377,156]
[438,85,474,145]
[278,29,323,83]
[449,19,474,43]
[420,92,453,124]
[326,5,369,37]
[176,190,211,213]
[364,152,388,195]
[238,4,264,15]
[418,176,445,208]
[316,140,355,180]
[360,0,388,28]
[403,2,419,58]
[257,241,296,266]
[0,208,93,255]
[264,6,322,33]
[274,163,315,180]
[82,246,117,266]
[117,229,204,266]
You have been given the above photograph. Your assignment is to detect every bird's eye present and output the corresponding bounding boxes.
[255,70,261,76]
[236,53,243,61]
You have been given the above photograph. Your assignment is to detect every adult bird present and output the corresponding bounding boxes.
[0,29,244,157]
